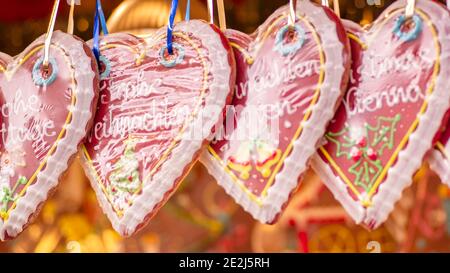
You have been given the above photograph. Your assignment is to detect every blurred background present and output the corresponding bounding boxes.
[0,0,449,253]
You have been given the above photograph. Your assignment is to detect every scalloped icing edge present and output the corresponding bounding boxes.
[428,144,450,187]
[311,0,450,229]
[0,31,99,240]
[81,20,234,236]
[200,1,349,224]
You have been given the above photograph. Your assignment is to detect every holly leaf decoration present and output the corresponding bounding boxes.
[325,125,356,160]
[366,114,401,156]
[326,114,401,193]
[349,157,383,192]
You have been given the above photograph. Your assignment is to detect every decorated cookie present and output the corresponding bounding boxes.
[312,0,450,229]
[80,20,235,236]
[200,1,351,223]
[0,31,99,240]
[428,121,450,187]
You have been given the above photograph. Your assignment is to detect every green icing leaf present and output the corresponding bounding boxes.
[325,126,356,160]
[326,114,401,193]
[17,176,28,185]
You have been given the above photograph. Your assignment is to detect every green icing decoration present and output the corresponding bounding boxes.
[17,176,28,185]
[326,114,401,192]
[0,175,30,216]
[349,157,383,192]
[108,138,142,195]
[325,126,355,160]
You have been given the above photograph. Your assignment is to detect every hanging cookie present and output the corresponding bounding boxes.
[200,0,351,223]
[0,0,99,240]
[312,0,450,229]
[80,0,235,236]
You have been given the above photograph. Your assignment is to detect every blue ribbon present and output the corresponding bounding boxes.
[185,0,191,21]
[167,0,179,55]
[93,0,109,63]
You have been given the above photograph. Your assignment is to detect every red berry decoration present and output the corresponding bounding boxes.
[350,147,363,162]
[358,137,367,148]
[367,148,378,161]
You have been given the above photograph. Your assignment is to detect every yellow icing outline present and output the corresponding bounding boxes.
[255,149,282,178]
[82,32,208,218]
[229,42,254,65]
[100,43,146,65]
[318,8,440,206]
[227,159,252,180]
[347,33,368,50]
[0,45,77,221]
[207,14,325,205]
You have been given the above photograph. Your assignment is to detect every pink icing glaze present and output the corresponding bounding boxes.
[0,48,73,198]
[202,1,350,224]
[210,24,322,198]
[313,0,450,229]
[85,33,209,210]
[0,31,99,240]
[319,17,436,201]
[81,20,235,236]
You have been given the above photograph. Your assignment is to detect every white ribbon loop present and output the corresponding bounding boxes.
[207,0,214,24]
[288,0,297,27]
[43,0,61,69]
[405,0,416,19]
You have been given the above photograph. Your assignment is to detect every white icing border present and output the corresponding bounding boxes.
[200,1,348,224]
[0,31,98,240]
[81,20,233,236]
[428,143,450,187]
[311,0,450,229]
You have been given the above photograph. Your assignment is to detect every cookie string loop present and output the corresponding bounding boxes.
[92,0,109,64]
[43,0,60,70]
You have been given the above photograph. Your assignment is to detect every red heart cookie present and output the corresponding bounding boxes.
[0,31,99,240]
[312,0,450,229]
[200,1,351,223]
[80,20,235,236]
[428,122,450,187]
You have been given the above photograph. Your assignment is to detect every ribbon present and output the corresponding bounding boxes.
[333,0,340,18]
[167,0,179,55]
[67,0,75,34]
[43,0,60,68]
[217,0,226,30]
[288,0,297,27]
[207,0,214,24]
[92,0,109,63]
[405,0,415,19]
[322,0,340,17]
[185,0,190,21]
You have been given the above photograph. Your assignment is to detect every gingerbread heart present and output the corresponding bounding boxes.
[200,1,351,223]
[80,20,235,236]
[0,31,99,240]
[312,0,450,229]
[428,120,450,187]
